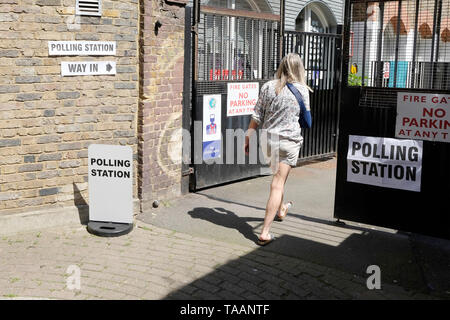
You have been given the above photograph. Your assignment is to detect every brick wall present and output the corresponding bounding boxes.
[139,0,186,212]
[0,0,139,215]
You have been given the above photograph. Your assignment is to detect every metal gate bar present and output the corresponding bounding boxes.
[335,0,450,239]
[284,31,342,162]
[191,8,280,190]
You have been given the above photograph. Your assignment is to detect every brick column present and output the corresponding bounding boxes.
[139,0,187,212]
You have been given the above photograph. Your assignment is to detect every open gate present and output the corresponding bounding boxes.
[334,0,450,239]
[284,31,342,161]
[186,1,343,191]
[189,1,280,190]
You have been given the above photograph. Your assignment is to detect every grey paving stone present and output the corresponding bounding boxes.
[0,223,440,300]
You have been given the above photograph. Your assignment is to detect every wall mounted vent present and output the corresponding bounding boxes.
[76,0,102,16]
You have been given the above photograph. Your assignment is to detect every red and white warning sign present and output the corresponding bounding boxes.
[383,62,390,79]
[227,82,259,117]
[395,92,450,143]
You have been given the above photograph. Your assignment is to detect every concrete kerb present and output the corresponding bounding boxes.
[0,200,140,236]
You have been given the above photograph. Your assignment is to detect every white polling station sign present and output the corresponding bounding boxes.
[61,61,116,76]
[347,135,423,192]
[48,41,116,56]
[88,144,133,224]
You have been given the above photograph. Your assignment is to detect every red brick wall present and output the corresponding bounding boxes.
[139,0,187,211]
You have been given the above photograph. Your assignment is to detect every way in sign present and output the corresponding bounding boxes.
[61,61,116,77]
[68,63,97,73]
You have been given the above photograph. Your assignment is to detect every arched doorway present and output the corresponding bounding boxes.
[199,0,277,81]
[205,0,273,13]
[295,1,338,34]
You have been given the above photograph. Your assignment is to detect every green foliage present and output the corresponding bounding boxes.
[348,73,369,87]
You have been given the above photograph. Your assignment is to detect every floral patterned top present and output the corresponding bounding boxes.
[251,79,310,144]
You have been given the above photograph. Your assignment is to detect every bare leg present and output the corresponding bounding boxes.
[259,162,291,240]
[277,193,284,218]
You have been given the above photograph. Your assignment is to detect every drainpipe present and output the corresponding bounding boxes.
[279,0,285,60]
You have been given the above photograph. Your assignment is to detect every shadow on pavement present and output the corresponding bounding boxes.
[162,232,435,300]
[187,207,263,243]
[178,204,450,299]
[139,158,449,299]
[73,183,89,225]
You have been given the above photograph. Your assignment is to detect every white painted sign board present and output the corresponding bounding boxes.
[48,41,116,56]
[395,92,450,143]
[88,144,133,224]
[347,135,423,192]
[61,61,116,76]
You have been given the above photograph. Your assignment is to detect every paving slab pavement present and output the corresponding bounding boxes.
[0,221,435,300]
[0,157,448,300]
[138,157,450,299]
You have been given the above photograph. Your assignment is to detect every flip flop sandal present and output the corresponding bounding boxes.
[257,234,275,246]
[275,201,292,222]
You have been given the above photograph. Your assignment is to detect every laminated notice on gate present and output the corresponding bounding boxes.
[395,92,450,143]
[203,94,222,160]
[227,82,259,116]
[346,135,423,192]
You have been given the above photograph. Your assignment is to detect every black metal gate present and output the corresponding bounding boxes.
[189,3,280,190]
[284,31,342,161]
[186,3,344,190]
[334,0,450,239]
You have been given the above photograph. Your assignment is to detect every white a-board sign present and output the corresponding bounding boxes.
[48,41,116,56]
[88,144,133,224]
[61,61,116,76]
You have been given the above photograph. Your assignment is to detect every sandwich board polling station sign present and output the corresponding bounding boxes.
[87,144,133,236]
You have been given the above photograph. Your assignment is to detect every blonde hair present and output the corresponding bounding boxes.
[275,53,312,94]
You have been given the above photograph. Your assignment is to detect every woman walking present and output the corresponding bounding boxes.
[244,53,311,246]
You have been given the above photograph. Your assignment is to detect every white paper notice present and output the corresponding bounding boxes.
[347,135,423,192]
[227,82,259,117]
[396,92,450,143]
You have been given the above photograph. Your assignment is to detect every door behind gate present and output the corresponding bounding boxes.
[284,31,342,162]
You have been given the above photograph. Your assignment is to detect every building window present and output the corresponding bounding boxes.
[199,0,278,81]
[295,2,337,34]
